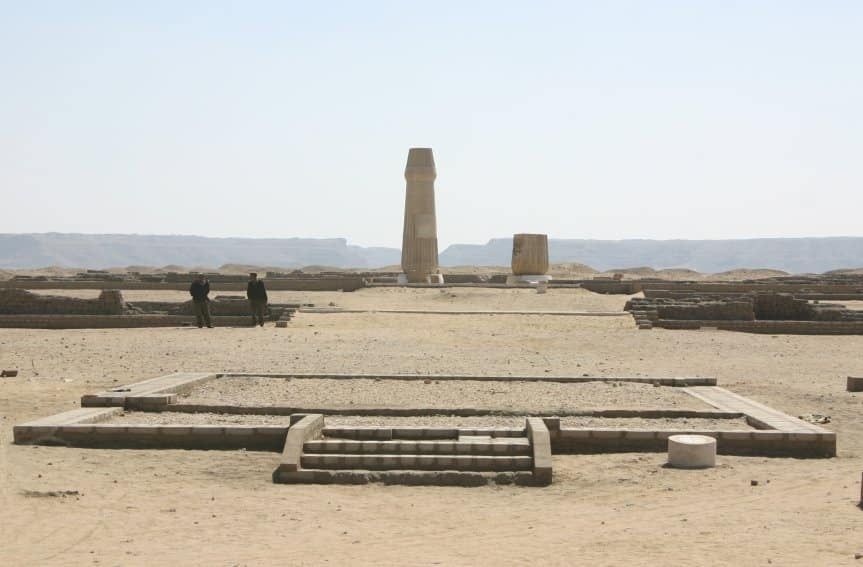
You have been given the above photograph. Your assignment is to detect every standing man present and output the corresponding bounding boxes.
[189,274,213,328]
[246,272,268,327]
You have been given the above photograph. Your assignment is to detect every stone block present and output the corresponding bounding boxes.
[278,414,324,473]
[526,417,553,485]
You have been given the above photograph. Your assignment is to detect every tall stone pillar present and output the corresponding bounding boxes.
[507,233,552,286]
[400,148,441,283]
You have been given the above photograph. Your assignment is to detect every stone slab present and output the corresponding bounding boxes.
[276,414,324,473]
[683,386,828,433]
[14,407,122,444]
[82,372,217,407]
[526,417,553,485]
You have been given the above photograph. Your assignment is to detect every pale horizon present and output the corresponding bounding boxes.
[5,231,863,250]
[2,1,862,249]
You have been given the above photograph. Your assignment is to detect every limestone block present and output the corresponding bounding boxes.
[667,434,716,469]
[526,417,553,485]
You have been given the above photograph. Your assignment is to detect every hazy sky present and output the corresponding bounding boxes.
[2,1,861,248]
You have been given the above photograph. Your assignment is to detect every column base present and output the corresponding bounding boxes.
[506,275,552,287]
[397,273,444,285]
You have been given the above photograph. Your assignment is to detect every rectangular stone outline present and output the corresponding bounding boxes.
[13,373,835,458]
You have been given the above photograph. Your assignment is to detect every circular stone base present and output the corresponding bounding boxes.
[506,274,552,287]
[667,434,717,469]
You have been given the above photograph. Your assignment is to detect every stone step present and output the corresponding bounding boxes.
[300,453,533,472]
[321,426,525,440]
[303,438,531,456]
[274,468,534,486]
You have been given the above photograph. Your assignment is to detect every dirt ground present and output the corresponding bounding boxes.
[107,411,752,430]
[181,377,708,411]
[2,287,863,566]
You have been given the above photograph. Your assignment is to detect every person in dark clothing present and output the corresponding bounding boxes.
[246,272,268,327]
[189,274,213,328]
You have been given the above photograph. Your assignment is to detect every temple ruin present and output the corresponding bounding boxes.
[399,148,442,284]
[507,233,552,286]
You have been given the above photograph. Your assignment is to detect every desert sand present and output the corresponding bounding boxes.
[2,287,862,565]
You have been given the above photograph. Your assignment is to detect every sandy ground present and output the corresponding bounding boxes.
[106,412,752,430]
[181,377,708,411]
[2,287,863,565]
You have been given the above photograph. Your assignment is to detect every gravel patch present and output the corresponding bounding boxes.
[105,412,750,430]
[325,415,751,429]
[108,412,291,425]
[180,377,711,412]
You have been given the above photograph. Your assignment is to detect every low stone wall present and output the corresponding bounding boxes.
[442,274,489,284]
[0,315,267,329]
[127,300,297,321]
[641,280,863,298]
[656,299,754,321]
[627,296,756,321]
[0,289,125,315]
[655,319,863,334]
[14,423,289,450]
[753,293,816,320]
[549,428,835,457]
[628,291,863,333]
[578,280,642,294]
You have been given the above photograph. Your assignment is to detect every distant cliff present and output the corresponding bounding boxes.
[440,237,863,274]
[0,234,400,270]
[0,233,861,274]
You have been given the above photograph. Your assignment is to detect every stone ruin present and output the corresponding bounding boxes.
[0,289,125,315]
[506,234,552,287]
[400,148,443,284]
[12,371,836,488]
[0,289,300,328]
[626,292,863,333]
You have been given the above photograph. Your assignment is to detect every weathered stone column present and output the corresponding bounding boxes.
[400,148,441,283]
[511,234,549,276]
[507,233,552,287]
